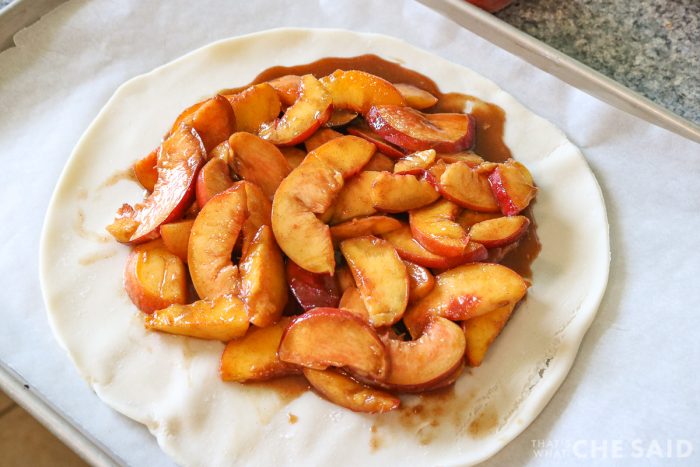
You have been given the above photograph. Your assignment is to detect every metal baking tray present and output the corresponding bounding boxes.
[0,0,697,466]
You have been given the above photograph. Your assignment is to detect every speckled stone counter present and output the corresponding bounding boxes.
[496,0,699,125]
[1,0,698,125]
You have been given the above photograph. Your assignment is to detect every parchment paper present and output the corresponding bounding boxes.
[0,0,698,466]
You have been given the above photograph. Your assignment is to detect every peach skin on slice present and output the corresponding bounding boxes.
[221,317,300,382]
[463,302,516,367]
[438,161,500,212]
[304,128,342,153]
[107,124,205,244]
[188,183,247,299]
[226,83,281,134]
[338,287,370,322]
[303,368,400,413]
[403,263,527,337]
[228,132,291,200]
[367,105,476,153]
[409,199,470,257]
[286,260,340,311]
[383,225,487,269]
[272,136,375,274]
[469,215,530,248]
[195,157,234,208]
[239,225,287,327]
[320,69,405,114]
[340,236,409,327]
[258,74,332,146]
[159,219,194,263]
[330,215,402,244]
[404,261,435,304]
[145,294,248,341]
[394,83,438,110]
[488,159,537,216]
[394,149,436,174]
[347,123,405,159]
[124,239,187,314]
[370,172,439,212]
[382,317,465,390]
[278,308,389,380]
[322,171,380,225]
[133,149,158,192]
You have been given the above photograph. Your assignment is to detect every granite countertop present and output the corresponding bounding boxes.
[1,0,697,125]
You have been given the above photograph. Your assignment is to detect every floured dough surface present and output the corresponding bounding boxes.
[40,29,609,467]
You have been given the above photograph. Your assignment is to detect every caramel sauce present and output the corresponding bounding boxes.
[246,375,310,405]
[75,208,111,243]
[99,167,137,188]
[287,412,299,424]
[78,249,117,266]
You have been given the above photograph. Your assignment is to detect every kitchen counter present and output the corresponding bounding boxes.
[496,0,699,125]
[1,0,698,125]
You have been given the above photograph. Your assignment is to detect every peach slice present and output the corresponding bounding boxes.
[188,183,247,299]
[124,240,187,314]
[323,171,380,224]
[364,152,395,172]
[382,317,465,389]
[221,317,300,382]
[340,236,409,327]
[239,226,287,327]
[325,109,358,127]
[160,219,194,263]
[366,105,476,153]
[403,263,528,337]
[279,146,306,169]
[488,159,537,215]
[107,124,205,244]
[370,172,439,212]
[330,215,402,243]
[384,225,487,269]
[469,215,530,248]
[209,139,232,164]
[438,161,500,212]
[409,199,470,257]
[195,157,234,208]
[304,128,342,152]
[267,75,301,106]
[463,302,516,367]
[347,124,405,159]
[394,83,438,110]
[437,151,484,166]
[226,83,282,133]
[174,95,236,153]
[335,265,355,293]
[258,74,332,146]
[404,261,435,303]
[228,132,291,200]
[338,287,370,322]
[286,260,340,311]
[278,308,389,380]
[394,149,436,173]
[272,136,375,274]
[303,368,400,413]
[319,69,405,114]
[240,181,272,255]
[457,209,502,229]
[145,294,248,341]
[133,149,158,192]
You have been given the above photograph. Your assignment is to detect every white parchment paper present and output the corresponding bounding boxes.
[0,0,698,466]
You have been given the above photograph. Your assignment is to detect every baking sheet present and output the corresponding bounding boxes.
[0,0,698,466]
